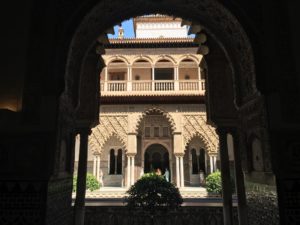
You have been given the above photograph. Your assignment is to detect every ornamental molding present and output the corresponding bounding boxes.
[89,115,128,154]
[183,114,219,154]
[134,106,176,133]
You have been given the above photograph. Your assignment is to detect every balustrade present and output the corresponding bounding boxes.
[107,81,127,91]
[102,79,205,94]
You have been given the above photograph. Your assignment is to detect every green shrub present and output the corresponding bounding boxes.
[206,170,222,194]
[125,172,183,211]
[73,173,100,192]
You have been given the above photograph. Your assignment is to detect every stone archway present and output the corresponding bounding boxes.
[144,144,169,174]
[60,2,260,225]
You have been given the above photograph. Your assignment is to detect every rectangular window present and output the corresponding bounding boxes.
[163,127,169,137]
[154,127,160,137]
[145,127,150,137]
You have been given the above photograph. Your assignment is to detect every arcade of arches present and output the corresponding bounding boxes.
[85,107,218,188]
[1,1,300,225]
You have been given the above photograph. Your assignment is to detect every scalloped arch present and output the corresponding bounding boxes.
[134,107,176,133]
[89,132,127,154]
[185,132,214,154]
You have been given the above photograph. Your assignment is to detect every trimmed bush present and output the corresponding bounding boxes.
[206,170,222,194]
[125,172,183,211]
[73,173,100,192]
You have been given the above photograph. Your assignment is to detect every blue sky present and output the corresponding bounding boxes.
[108,19,134,38]
[107,17,195,39]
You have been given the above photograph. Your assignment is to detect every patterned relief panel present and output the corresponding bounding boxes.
[183,115,219,154]
[89,115,128,153]
[0,181,46,225]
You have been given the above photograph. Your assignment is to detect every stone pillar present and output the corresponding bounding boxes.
[104,67,108,91]
[216,127,234,225]
[198,67,202,91]
[74,129,91,225]
[176,156,180,187]
[127,65,132,91]
[93,155,97,177]
[180,155,184,187]
[232,129,248,225]
[210,155,214,174]
[127,155,130,187]
[96,155,100,181]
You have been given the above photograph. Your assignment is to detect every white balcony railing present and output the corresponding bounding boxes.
[100,79,205,96]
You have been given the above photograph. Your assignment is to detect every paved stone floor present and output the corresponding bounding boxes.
[76,186,210,199]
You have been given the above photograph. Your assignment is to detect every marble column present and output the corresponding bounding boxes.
[198,67,202,91]
[114,151,118,174]
[180,156,184,187]
[176,156,180,187]
[174,66,179,91]
[104,67,108,91]
[152,66,155,91]
[93,155,97,177]
[216,127,234,225]
[127,155,130,187]
[127,66,132,91]
[74,129,91,225]
[210,155,214,174]
[213,156,217,172]
[96,155,100,181]
[131,156,135,185]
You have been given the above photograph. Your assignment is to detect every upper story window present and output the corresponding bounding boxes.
[145,127,151,137]
[154,127,160,137]
[163,127,169,137]
[135,75,140,80]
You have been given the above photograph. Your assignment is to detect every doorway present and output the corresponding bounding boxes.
[144,144,169,174]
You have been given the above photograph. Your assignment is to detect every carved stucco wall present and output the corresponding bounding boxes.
[89,104,218,155]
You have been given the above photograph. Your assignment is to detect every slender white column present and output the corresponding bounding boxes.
[131,156,135,185]
[213,156,217,172]
[152,66,155,91]
[104,67,108,91]
[180,156,184,187]
[174,66,179,91]
[176,156,180,187]
[127,66,132,91]
[198,67,202,91]
[97,155,100,180]
[198,67,201,80]
[210,156,213,174]
[114,152,118,174]
[127,155,130,187]
[93,155,97,176]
